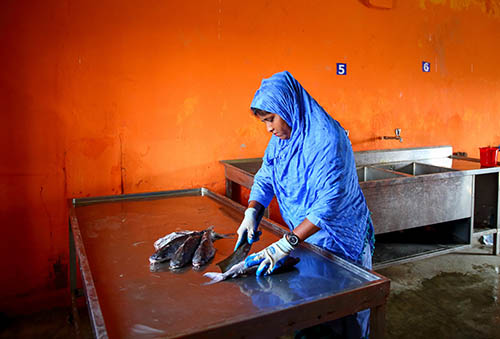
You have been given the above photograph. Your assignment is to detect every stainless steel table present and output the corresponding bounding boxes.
[69,188,390,338]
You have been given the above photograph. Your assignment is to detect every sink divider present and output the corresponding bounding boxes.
[367,166,414,178]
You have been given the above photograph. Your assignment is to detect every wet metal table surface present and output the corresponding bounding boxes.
[69,189,389,338]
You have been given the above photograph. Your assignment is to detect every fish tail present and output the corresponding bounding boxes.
[203,272,225,284]
[211,232,236,241]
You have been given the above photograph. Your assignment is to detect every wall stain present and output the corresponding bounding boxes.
[177,97,198,124]
[50,255,68,290]
[62,151,67,199]
[420,0,500,17]
[119,134,125,194]
[359,0,394,9]
[80,137,113,158]
[39,185,54,233]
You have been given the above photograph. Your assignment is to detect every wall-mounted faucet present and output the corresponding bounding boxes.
[381,128,403,142]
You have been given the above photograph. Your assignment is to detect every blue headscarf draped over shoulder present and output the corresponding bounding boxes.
[249,71,373,262]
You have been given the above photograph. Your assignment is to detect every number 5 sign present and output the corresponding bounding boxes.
[422,61,431,72]
[337,63,347,75]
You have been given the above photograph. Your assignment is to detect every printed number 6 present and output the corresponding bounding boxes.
[422,62,430,72]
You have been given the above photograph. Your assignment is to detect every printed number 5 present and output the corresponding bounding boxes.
[337,63,346,75]
[422,62,430,72]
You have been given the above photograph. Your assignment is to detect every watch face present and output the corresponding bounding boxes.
[287,233,299,246]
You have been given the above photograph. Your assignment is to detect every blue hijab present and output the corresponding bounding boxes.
[249,71,373,262]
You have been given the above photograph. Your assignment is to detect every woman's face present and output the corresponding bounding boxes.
[259,112,291,140]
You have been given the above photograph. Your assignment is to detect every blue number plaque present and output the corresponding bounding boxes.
[422,61,430,72]
[337,63,347,75]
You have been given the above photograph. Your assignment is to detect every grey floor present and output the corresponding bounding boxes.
[378,242,500,339]
[0,241,499,338]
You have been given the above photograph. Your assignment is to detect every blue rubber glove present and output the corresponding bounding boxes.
[244,235,294,276]
[235,207,263,251]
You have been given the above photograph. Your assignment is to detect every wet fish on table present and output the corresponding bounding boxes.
[203,256,300,285]
[149,232,200,264]
[153,230,197,251]
[153,226,233,251]
[216,236,252,273]
[169,233,203,269]
[150,228,210,264]
[192,229,217,269]
[149,227,234,266]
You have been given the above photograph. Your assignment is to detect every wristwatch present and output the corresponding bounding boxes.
[285,232,300,247]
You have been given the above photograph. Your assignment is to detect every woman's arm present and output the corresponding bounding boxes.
[292,218,320,242]
[248,200,264,214]
[250,200,319,243]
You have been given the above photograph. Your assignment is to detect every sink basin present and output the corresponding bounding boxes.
[375,162,457,176]
[356,166,408,182]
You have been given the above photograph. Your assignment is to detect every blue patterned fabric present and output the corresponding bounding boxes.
[249,71,373,262]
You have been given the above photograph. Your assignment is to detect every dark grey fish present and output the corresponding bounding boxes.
[153,230,197,250]
[169,233,203,269]
[203,256,300,284]
[149,232,199,264]
[150,227,233,265]
[153,226,232,252]
[192,230,216,268]
[216,237,252,273]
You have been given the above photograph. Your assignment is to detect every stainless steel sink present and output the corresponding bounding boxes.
[375,162,457,176]
[356,166,408,182]
[360,161,471,235]
[221,146,474,238]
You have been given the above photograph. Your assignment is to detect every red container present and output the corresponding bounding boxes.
[479,147,499,167]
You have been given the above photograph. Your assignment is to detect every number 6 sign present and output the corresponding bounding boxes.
[422,61,430,72]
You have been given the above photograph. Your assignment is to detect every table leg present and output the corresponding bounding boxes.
[493,231,500,255]
[225,179,233,199]
[69,221,82,338]
[370,303,386,339]
[69,221,77,294]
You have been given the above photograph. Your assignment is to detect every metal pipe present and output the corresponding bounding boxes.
[381,128,403,142]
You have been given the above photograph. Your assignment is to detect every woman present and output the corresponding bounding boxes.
[234,71,374,338]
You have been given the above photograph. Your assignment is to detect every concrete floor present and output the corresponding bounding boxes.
[378,242,500,339]
[0,242,499,338]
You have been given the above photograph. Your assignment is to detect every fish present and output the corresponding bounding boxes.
[203,256,300,285]
[216,236,252,273]
[153,226,233,251]
[149,232,200,264]
[149,227,234,266]
[169,233,203,269]
[192,229,216,268]
[153,230,197,251]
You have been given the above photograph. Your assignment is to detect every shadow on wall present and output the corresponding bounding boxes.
[351,136,402,149]
[0,73,68,314]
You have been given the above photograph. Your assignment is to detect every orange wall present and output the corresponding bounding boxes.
[1,0,500,313]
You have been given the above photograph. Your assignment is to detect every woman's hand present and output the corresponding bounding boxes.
[235,207,263,251]
[244,235,295,276]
